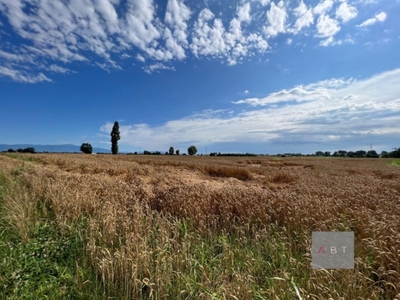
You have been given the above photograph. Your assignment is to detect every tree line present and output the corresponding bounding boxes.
[314,148,400,158]
[80,121,199,155]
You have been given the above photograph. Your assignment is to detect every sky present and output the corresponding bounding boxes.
[0,0,399,154]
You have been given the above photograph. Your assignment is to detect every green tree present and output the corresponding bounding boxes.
[175,149,179,155]
[23,147,36,153]
[111,121,120,155]
[188,145,197,156]
[80,143,93,154]
[366,150,379,158]
[169,147,174,155]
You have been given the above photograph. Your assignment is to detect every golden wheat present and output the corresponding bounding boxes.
[0,153,399,299]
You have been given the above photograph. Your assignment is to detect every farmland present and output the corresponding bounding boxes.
[0,153,399,299]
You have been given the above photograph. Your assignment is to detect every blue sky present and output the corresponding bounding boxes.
[1,0,399,154]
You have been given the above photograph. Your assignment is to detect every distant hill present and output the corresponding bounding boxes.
[0,144,111,153]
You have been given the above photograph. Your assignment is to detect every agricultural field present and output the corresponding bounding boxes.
[0,153,399,299]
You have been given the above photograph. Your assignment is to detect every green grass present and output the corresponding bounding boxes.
[391,160,400,167]
[0,172,105,299]
[4,153,40,163]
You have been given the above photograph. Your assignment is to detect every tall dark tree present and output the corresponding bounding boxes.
[111,121,120,155]
[169,146,174,155]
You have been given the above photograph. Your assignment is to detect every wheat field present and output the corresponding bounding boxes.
[0,153,399,299]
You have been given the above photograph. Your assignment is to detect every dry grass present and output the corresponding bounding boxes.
[200,164,253,180]
[0,153,399,299]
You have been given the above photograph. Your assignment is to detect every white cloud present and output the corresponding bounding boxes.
[98,69,400,151]
[164,0,191,59]
[0,0,390,82]
[94,0,120,34]
[313,0,334,15]
[294,1,308,16]
[259,0,270,6]
[353,0,378,4]
[48,64,73,74]
[320,36,335,46]
[264,1,287,37]
[244,90,249,94]
[122,0,162,53]
[320,36,355,47]
[316,14,341,38]
[291,1,314,34]
[0,49,24,61]
[136,54,145,62]
[191,10,227,57]
[375,12,388,22]
[358,12,387,27]
[237,2,251,23]
[143,62,175,74]
[121,53,131,59]
[336,2,358,23]
[0,66,52,83]
[190,4,268,66]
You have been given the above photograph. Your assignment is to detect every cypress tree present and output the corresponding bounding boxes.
[111,121,120,155]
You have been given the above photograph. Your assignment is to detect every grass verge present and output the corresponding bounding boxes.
[392,160,400,167]
[0,171,105,299]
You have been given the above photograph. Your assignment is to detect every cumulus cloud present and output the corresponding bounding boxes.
[316,14,341,38]
[164,0,191,59]
[290,1,314,34]
[98,69,400,151]
[357,12,387,27]
[190,3,268,66]
[191,9,226,57]
[237,2,251,23]
[313,0,334,15]
[0,0,392,82]
[264,1,287,37]
[335,2,358,23]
